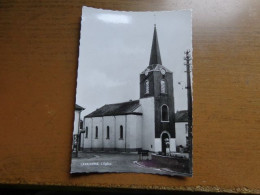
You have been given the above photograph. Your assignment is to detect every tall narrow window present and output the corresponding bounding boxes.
[145,80,149,94]
[95,126,98,139]
[85,127,88,138]
[107,126,110,139]
[161,105,169,121]
[161,79,167,93]
[120,125,123,139]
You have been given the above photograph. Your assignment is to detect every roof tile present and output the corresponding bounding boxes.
[85,100,142,118]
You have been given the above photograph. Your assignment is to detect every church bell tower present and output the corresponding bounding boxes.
[140,25,175,145]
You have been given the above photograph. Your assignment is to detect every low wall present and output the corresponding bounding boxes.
[151,154,190,174]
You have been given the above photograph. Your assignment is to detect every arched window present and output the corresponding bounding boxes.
[145,80,149,94]
[107,126,110,139]
[161,79,167,93]
[95,126,98,139]
[85,126,88,138]
[120,125,123,139]
[161,105,169,121]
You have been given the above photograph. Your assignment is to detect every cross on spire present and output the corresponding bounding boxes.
[149,25,162,65]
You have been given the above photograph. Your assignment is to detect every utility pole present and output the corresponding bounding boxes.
[184,49,193,175]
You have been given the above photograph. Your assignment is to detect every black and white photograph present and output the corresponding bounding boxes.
[71,6,193,177]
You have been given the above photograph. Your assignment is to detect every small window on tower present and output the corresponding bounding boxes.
[145,80,149,94]
[161,79,167,93]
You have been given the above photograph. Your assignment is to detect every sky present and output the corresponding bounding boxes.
[76,7,192,117]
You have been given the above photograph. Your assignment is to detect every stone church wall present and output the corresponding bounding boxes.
[83,114,143,151]
[91,117,103,150]
[82,118,92,149]
[103,116,116,149]
[126,115,142,150]
[115,115,126,150]
[140,97,155,151]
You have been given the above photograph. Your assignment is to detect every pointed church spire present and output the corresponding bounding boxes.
[149,24,162,65]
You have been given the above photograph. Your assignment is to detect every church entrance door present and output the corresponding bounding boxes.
[161,133,169,155]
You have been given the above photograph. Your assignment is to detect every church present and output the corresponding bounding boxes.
[80,25,177,154]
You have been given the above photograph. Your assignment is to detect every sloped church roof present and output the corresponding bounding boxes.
[75,104,85,111]
[175,110,188,122]
[85,100,142,118]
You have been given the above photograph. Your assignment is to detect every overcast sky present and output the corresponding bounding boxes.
[76,7,192,117]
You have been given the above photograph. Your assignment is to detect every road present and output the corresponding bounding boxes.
[70,152,185,176]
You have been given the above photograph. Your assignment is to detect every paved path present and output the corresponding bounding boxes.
[70,152,184,176]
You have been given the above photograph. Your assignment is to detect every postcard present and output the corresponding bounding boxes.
[71,6,193,176]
